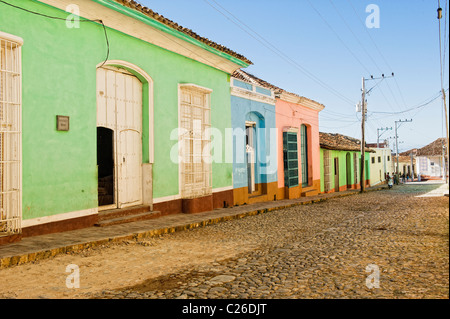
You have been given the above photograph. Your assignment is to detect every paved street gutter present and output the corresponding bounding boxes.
[0,186,387,269]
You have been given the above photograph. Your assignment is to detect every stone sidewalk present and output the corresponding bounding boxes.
[413,181,449,197]
[0,186,388,269]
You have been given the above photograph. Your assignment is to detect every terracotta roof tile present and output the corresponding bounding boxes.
[113,0,252,65]
[416,138,447,156]
[400,138,447,157]
[319,132,375,153]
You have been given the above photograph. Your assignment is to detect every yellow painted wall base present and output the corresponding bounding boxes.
[233,182,278,205]
[277,179,321,200]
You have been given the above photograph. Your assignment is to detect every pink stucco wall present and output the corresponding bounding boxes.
[276,99,321,188]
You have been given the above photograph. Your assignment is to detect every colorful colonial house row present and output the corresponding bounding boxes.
[1,0,255,243]
[1,0,380,245]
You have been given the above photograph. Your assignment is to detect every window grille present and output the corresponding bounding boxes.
[0,33,22,237]
[179,85,212,199]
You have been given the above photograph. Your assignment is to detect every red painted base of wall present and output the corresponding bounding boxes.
[21,214,99,238]
[0,234,22,245]
[182,195,213,214]
[153,199,183,216]
[322,180,370,194]
[153,189,234,215]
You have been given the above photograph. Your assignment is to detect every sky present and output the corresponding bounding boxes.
[143,0,449,153]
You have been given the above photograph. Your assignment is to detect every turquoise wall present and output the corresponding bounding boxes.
[0,0,235,219]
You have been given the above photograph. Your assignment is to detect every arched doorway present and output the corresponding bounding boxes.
[96,61,154,210]
[97,66,142,209]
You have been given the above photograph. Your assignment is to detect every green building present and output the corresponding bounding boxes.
[0,0,251,242]
[319,132,373,193]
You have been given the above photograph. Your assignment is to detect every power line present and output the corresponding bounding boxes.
[369,89,447,115]
[0,0,110,67]
[1,0,243,75]
[306,0,371,75]
[202,0,356,107]
[328,0,404,113]
[346,0,408,111]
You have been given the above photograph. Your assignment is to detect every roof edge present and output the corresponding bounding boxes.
[97,0,252,67]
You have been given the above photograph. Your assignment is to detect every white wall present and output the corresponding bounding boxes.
[416,156,444,177]
[369,148,393,185]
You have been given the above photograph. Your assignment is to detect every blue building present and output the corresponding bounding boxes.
[230,70,278,205]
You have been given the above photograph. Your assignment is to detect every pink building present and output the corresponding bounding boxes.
[275,91,324,199]
[234,70,325,200]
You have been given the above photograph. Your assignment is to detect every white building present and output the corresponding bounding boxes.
[367,145,393,186]
[414,138,447,180]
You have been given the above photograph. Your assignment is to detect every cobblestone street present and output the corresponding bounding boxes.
[0,183,448,299]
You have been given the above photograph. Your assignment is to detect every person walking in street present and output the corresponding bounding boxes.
[388,174,393,189]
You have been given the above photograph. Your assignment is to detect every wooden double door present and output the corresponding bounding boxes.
[96,66,143,209]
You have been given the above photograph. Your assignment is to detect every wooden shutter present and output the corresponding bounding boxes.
[300,125,308,187]
[283,132,299,188]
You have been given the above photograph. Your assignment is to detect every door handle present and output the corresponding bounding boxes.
[123,156,126,163]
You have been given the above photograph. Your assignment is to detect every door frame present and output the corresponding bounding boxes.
[96,60,154,210]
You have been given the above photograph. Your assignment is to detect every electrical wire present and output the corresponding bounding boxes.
[4,0,365,127]
[346,0,408,111]
[0,0,110,67]
[202,0,356,107]
[369,89,447,115]
[306,0,371,75]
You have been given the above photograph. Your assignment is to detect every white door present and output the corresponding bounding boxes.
[97,66,143,208]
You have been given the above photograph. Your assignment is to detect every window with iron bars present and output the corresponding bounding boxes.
[0,32,22,237]
[179,84,212,199]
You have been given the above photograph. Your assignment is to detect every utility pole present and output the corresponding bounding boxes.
[360,77,366,192]
[442,141,447,182]
[377,127,393,148]
[442,89,449,184]
[438,5,449,183]
[358,74,394,192]
[394,119,413,175]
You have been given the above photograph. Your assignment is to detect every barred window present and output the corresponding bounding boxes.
[0,31,23,237]
[179,84,212,199]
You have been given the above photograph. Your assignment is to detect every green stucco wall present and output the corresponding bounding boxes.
[0,0,233,220]
[320,148,371,193]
